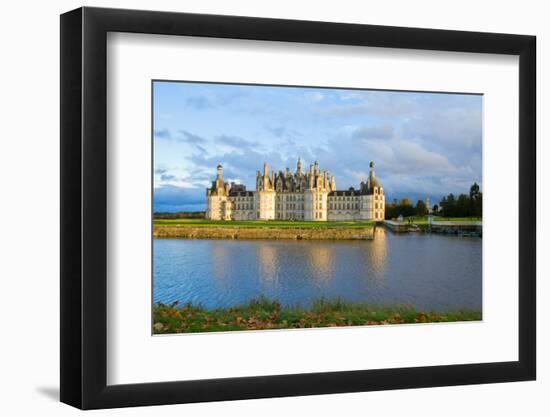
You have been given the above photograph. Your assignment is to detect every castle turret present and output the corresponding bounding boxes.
[366,161,379,190]
[296,158,302,175]
[206,163,230,220]
[369,161,376,181]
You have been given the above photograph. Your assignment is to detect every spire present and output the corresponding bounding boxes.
[297,157,302,175]
[263,162,268,178]
[216,164,223,179]
[367,161,379,190]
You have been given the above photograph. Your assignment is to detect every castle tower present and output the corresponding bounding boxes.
[358,161,384,221]
[256,161,275,220]
[206,163,230,220]
[296,158,302,175]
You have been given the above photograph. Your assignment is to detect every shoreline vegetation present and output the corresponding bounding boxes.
[153,298,482,334]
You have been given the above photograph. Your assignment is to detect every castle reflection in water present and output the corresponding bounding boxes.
[153,228,481,311]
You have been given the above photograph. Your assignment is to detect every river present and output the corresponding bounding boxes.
[153,228,482,311]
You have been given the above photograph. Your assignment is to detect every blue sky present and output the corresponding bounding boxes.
[153,81,482,212]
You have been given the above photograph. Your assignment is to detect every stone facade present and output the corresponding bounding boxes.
[205,159,385,221]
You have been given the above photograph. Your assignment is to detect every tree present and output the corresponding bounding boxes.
[456,193,470,217]
[385,202,397,219]
[396,198,415,217]
[469,182,482,218]
[433,204,439,213]
[415,199,427,216]
[440,193,456,217]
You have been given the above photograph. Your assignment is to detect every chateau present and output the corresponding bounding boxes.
[205,159,385,221]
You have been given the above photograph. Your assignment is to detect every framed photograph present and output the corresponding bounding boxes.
[60,7,536,409]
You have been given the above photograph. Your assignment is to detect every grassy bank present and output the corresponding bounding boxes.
[154,219,374,228]
[153,298,481,334]
[405,216,482,225]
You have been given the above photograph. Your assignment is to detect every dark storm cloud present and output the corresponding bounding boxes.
[153,185,206,212]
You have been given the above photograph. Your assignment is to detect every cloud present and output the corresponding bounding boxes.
[178,130,207,144]
[215,135,258,149]
[154,83,482,211]
[305,91,324,102]
[265,126,286,138]
[320,91,416,119]
[175,130,208,154]
[154,185,206,212]
[160,174,177,181]
[186,96,214,110]
[154,128,171,139]
[352,125,394,140]
[264,125,303,140]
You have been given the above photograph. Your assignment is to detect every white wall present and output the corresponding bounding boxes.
[0,0,546,416]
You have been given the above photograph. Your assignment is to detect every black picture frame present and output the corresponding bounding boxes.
[60,6,536,410]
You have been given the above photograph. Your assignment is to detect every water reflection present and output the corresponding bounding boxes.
[153,228,482,311]
[305,245,334,284]
[364,226,388,280]
[256,243,279,284]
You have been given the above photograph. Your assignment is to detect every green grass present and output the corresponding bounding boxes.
[153,297,481,334]
[403,216,482,225]
[154,219,374,229]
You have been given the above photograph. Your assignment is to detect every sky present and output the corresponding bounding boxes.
[153,81,482,212]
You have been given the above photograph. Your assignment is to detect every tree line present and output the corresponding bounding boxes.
[153,211,205,219]
[384,182,482,219]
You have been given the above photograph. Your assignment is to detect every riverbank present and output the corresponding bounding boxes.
[383,216,482,236]
[154,219,374,240]
[153,298,482,333]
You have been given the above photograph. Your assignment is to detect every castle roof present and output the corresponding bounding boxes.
[328,190,362,196]
[228,190,254,197]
